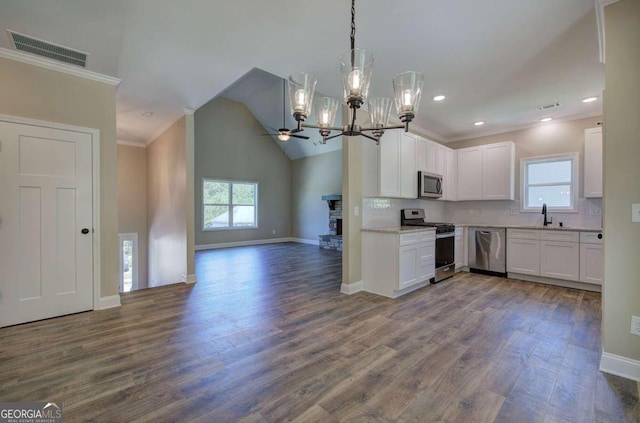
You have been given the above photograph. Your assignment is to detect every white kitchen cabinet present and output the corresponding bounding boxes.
[584,127,603,198]
[454,226,465,270]
[416,136,428,172]
[434,143,446,177]
[456,141,515,201]
[400,132,417,198]
[482,142,515,200]
[539,231,580,282]
[378,131,417,199]
[362,230,435,298]
[445,149,458,201]
[580,232,603,284]
[457,146,483,200]
[507,229,541,276]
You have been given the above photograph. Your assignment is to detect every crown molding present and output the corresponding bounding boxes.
[595,0,620,64]
[0,47,121,86]
[117,139,146,148]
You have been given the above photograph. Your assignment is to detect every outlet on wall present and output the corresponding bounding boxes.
[510,207,519,215]
[589,207,602,216]
[631,316,640,336]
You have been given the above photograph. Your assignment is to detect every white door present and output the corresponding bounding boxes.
[0,121,93,327]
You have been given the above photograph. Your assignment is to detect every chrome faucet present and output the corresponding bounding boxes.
[542,203,552,226]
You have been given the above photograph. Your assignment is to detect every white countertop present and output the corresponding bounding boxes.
[455,223,602,233]
[362,224,602,234]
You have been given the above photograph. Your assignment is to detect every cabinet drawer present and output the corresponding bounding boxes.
[507,229,540,240]
[400,233,422,246]
[580,232,603,244]
[541,230,579,242]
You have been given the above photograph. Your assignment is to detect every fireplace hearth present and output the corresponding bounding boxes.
[319,194,342,251]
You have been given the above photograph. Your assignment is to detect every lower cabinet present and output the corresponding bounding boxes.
[540,240,580,281]
[580,232,604,284]
[363,230,435,298]
[506,229,602,286]
[454,226,465,270]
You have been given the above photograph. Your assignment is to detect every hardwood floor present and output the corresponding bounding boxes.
[1,242,638,422]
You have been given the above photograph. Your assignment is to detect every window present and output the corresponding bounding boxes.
[521,154,578,212]
[119,233,138,292]
[203,179,258,230]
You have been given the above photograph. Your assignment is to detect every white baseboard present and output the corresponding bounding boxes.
[97,295,121,310]
[507,272,601,293]
[181,273,197,284]
[195,237,292,251]
[291,238,320,246]
[600,352,640,381]
[341,280,363,295]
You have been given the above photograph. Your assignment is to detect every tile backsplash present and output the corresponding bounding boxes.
[363,197,603,229]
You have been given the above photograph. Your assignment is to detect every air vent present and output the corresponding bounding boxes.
[536,102,561,111]
[8,30,88,68]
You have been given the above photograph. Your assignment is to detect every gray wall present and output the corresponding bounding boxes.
[195,97,292,245]
[291,150,342,241]
[117,144,148,287]
[602,0,640,362]
[0,57,119,298]
[147,117,187,287]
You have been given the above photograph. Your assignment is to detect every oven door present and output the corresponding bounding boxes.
[435,233,455,268]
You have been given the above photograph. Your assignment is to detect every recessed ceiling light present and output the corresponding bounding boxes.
[142,111,154,117]
[474,121,485,126]
[433,95,446,102]
[540,117,553,122]
[582,97,598,103]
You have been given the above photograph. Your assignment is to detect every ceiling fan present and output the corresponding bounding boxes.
[263,79,309,142]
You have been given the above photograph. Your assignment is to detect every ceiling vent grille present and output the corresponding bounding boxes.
[8,30,88,68]
[536,102,561,111]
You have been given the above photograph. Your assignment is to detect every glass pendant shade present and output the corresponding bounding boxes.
[314,97,339,128]
[288,72,317,120]
[392,71,424,122]
[340,48,374,105]
[277,133,290,142]
[367,97,393,127]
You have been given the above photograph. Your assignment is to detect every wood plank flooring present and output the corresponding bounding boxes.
[1,242,638,422]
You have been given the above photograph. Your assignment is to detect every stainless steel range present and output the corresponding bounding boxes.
[401,209,455,283]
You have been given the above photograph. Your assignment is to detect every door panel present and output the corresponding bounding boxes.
[0,121,93,327]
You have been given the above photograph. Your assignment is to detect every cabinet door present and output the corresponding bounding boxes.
[400,132,417,198]
[426,140,437,173]
[416,136,428,172]
[435,144,446,176]
[482,142,514,200]
[453,226,467,269]
[418,241,435,281]
[507,238,540,275]
[362,139,379,197]
[584,127,603,198]
[399,244,419,289]
[580,243,603,284]
[540,241,579,281]
[446,148,457,201]
[457,147,483,200]
[379,131,401,197]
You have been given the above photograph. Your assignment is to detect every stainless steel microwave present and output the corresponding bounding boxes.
[418,171,443,198]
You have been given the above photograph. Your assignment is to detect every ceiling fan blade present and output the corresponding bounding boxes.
[289,128,305,134]
[291,134,310,140]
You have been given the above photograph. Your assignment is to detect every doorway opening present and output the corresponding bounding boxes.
[119,233,138,293]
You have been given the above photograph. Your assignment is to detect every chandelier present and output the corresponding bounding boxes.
[287,0,424,144]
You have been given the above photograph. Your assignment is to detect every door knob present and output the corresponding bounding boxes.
[81,228,90,234]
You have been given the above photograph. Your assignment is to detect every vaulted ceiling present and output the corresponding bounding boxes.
[0,0,603,154]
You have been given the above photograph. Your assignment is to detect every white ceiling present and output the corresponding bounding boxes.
[0,0,604,151]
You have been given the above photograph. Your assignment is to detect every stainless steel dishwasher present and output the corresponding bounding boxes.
[468,227,507,276]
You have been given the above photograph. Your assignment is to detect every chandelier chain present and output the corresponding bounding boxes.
[350,0,356,67]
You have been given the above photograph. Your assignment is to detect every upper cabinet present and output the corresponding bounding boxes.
[584,127,603,198]
[378,131,417,199]
[457,141,515,201]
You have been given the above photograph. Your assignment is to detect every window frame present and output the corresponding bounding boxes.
[520,153,579,213]
[202,178,259,231]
